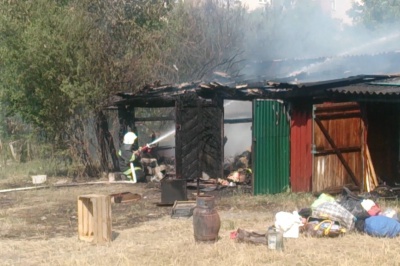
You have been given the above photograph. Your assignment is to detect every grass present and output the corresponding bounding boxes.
[2,211,400,266]
[1,161,400,265]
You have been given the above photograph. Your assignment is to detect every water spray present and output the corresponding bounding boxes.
[137,129,175,156]
[286,32,400,78]
[147,129,176,146]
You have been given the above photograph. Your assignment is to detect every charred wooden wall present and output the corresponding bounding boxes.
[175,94,223,180]
[200,101,224,179]
[117,106,138,149]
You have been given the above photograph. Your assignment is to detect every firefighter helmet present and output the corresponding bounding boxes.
[123,132,137,145]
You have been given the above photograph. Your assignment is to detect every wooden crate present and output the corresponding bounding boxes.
[77,194,112,243]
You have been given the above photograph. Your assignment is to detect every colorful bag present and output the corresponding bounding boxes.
[312,201,355,230]
[302,217,346,238]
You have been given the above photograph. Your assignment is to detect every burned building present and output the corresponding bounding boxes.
[101,52,400,195]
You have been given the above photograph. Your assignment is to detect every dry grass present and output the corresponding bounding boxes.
[2,209,400,266]
[1,167,400,265]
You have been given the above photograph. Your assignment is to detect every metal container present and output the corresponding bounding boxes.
[161,179,187,205]
[193,195,221,242]
[267,226,284,251]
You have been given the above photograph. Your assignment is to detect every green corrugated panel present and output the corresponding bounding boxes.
[253,100,289,195]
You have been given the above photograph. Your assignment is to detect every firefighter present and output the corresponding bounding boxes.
[118,132,146,182]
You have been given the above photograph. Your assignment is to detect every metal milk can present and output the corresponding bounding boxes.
[193,195,221,242]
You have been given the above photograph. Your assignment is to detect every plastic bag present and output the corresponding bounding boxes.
[361,199,381,216]
[275,211,303,238]
[312,201,355,230]
[338,197,370,220]
[364,216,400,238]
[311,193,335,210]
[303,217,346,237]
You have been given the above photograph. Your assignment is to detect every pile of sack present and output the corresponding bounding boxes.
[295,187,400,238]
[231,186,400,247]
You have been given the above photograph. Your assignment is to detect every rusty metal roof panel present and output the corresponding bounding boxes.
[330,85,400,95]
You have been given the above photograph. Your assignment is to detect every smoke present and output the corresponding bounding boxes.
[221,1,400,157]
[240,1,400,81]
[224,100,252,157]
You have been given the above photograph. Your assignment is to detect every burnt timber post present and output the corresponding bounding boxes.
[96,111,119,171]
[117,106,138,148]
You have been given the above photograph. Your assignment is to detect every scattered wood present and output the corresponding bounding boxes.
[235,228,267,245]
[316,184,360,196]
[213,71,230,78]
[9,141,18,161]
[365,144,379,187]
[110,192,141,203]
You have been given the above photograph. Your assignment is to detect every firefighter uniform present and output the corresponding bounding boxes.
[118,132,145,182]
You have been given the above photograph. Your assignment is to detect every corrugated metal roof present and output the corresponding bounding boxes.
[328,77,400,95]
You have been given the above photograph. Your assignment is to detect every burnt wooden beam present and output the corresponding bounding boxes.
[314,103,360,113]
[117,106,129,144]
[314,117,360,187]
[96,111,119,171]
[224,118,252,124]
[315,112,361,120]
[135,116,174,122]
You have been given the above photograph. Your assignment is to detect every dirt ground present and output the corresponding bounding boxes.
[0,179,239,239]
[1,178,400,266]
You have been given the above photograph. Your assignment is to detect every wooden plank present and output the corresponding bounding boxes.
[106,195,112,241]
[314,103,360,113]
[315,112,362,120]
[313,146,361,156]
[78,196,83,239]
[224,118,252,124]
[87,198,92,240]
[365,164,370,192]
[365,145,379,186]
[135,116,174,122]
[9,142,17,161]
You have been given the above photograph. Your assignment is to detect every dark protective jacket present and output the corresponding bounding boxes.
[118,144,142,174]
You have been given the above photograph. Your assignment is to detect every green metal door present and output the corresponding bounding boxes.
[253,100,290,195]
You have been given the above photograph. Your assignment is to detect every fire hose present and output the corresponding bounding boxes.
[128,129,175,183]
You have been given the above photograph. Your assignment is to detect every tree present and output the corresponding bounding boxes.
[0,0,248,176]
[349,0,400,28]
[154,0,246,82]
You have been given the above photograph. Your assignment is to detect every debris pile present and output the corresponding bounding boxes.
[222,149,252,186]
[230,186,400,249]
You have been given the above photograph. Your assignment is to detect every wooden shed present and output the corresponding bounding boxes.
[101,49,400,194]
[286,75,400,193]
[104,85,225,181]
[101,74,400,194]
